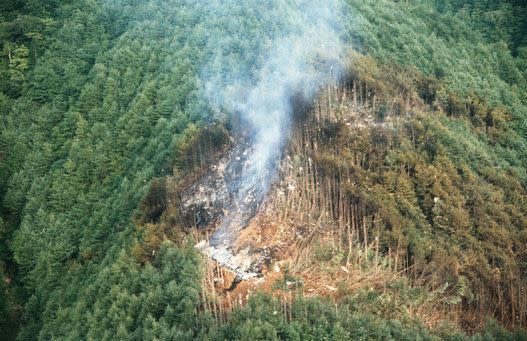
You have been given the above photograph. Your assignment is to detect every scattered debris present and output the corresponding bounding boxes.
[195,240,258,280]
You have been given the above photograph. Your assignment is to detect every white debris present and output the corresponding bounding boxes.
[195,240,258,280]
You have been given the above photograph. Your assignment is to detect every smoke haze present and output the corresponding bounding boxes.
[200,0,346,245]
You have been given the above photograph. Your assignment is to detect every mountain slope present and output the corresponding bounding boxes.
[0,0,526,339]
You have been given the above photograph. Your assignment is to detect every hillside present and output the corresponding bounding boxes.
[1,0,526,340]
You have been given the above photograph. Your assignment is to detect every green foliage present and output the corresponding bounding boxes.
[215,294,440,340]
[3,43,29,81]
[347,0,527,133]
[0,0,525,339]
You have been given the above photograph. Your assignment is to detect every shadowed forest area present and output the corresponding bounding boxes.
[1,0,527,340]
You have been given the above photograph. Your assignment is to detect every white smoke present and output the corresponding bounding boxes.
[201,0,346,245]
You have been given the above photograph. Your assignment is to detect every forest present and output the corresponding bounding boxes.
[1,0,527,340]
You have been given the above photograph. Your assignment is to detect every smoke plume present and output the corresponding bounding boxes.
[201,0,346,246]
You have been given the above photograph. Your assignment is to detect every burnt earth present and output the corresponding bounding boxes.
[179,141,279,278]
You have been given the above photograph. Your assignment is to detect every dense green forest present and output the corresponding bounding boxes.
[1,0,526,340]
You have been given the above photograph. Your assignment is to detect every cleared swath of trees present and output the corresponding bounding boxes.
[267,56,527,330]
